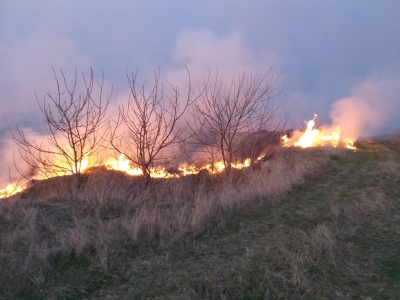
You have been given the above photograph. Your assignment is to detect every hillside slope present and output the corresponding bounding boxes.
[1,138,400,299]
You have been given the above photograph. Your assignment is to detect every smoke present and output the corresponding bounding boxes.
[164,29,284,162]
[107,29,285,164]
[0,128,47,185]
[0,29,91,127]
[164,29,284,110]
[330,75,400,140]
[169,28,283,79]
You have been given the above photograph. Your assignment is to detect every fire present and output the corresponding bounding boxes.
[0,183,26,199]
[0,153,91,199]
[105,153,143,176]
[104,154,178,178]
[282,114,356,149]
[343,139,356,149]
[105,154,252,177]
[72,154,90,174]
[1,113,358,200]
[1,153,262,199]
[232,158,251,169]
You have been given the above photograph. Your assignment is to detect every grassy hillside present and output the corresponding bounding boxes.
[1,137,399,299]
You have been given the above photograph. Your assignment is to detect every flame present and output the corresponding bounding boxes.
[178,164,201,176]
[281,135,289,146]
[105,153,143,176]
[104,154,253,178]
[343,139,356,150]
[1,152,264,199]
[150,168,175,178]
[0,112,359,199]
[282,114,355,149]
[1,113,357,199]
[0,183,26,199]
[72,154,90,174]
[1,153,92,199]
[232,158,251,169]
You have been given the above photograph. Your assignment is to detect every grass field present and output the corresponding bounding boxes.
[1,137,399,299]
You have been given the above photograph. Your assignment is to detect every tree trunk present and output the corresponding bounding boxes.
[226,151,233,177]
[142,164,151,187]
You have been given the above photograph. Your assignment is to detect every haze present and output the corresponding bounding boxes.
[1,1,399,140]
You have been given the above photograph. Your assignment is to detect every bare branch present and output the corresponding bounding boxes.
[110,67,199,184]
[11,68,111,183]
[187,70,286,176]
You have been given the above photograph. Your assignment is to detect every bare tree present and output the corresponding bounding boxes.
[110,68,198,184]
[188,70,285,177]
[12,68,111,185]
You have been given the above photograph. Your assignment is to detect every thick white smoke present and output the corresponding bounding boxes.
[330,75,400,140]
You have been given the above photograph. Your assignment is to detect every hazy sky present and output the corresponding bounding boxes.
[1,0,399,135]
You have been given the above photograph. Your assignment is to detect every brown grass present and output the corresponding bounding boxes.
[0,146,343,289]
[3,137,400,298]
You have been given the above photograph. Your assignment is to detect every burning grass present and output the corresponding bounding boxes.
[0,147,339,290]
[2,138,400,299]
[282,114,356,149]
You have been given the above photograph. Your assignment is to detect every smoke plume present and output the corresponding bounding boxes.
[330,75,400,140]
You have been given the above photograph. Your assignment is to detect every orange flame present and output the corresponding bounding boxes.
[1,153,91,199]
[72,155,89,174]
[2,113,359,200]
[1,152,262,199]
[282,114,356,149]
[105,154,252,177]
[0,183,26,199]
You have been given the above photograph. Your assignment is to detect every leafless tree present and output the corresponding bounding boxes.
[110,68,198,184]
[188,70,285,177]
[11,68,111,185]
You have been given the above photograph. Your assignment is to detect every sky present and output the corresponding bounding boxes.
[0,1,399,149]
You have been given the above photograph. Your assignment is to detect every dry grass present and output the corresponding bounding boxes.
[373,154,399,175]
[2,137,400,298]
[0,147,339,282]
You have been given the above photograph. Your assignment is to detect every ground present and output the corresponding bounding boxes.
[1,137,400,299]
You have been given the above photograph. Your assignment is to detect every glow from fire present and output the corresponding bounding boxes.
[0,153,260,199]
[4,112,359,200]
[282,114,356,149]
[0,152,93,199]
[105,154,252,177]
[1,113,358,200]
[0,183,26,199]
[72,153,90,174]
[105,153,143,176]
